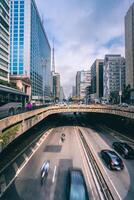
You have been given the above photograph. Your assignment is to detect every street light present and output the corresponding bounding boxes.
[119,58,122,104]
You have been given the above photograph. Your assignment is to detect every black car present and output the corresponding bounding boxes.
[67,168,89,200]
[100,149,124,170]
[112,142,134,159]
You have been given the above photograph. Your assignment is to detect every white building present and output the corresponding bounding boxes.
[103,55,126,99]
[0,0,10,82]
[76,70,91,100]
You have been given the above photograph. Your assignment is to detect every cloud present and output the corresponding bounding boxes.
[36,0,131,96]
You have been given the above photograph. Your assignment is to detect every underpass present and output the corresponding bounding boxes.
[0,113,134,200]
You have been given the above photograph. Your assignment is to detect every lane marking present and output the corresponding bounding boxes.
[52,166,57,183]
[80,127,122,200]
[74,127,96,200]
[0,129,53,198]
[0,128,51,174]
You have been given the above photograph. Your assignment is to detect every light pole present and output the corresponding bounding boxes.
[119,58,122,104]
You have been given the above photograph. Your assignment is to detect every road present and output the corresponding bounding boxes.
[1,115,97,200]
[1,113,134,200]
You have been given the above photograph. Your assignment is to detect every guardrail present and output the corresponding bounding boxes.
[79,129,114,200]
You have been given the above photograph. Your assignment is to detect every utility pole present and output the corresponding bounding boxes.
[119,58,122,104]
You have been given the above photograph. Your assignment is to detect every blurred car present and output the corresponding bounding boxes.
[100,149,124,170]
[112,142,134,159]
[119,103,128,107]
[67,168,89,200]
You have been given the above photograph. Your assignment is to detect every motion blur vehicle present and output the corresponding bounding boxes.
[41,160,50,185]
[67,168,89,200]
[100,149,124,170]
[112,142,134,159]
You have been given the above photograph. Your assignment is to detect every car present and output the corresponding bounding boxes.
[100,149,124,170]
[67,168,89,200]
[119,103,128,107]
[112,142,134,159]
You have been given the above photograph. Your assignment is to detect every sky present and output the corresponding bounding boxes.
[35,0,133,97]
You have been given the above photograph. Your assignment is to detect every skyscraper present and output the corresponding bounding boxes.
[103,55,126,100]
[91,59,104,100]
[125,3,134,90]
[10,0,51,103]
[76,70,91,100]
[0,0,10,82]
[53,72,60,100]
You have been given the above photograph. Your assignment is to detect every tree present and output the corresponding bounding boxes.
[110,91,119,104]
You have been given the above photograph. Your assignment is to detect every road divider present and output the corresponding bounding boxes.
[77,127,119,200]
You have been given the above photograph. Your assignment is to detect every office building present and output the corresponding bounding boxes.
[53,72,60,100]
[72,86,76,97]
[10,0,51,102]
[0,0,10,82]
[125,3,134,90]
[103,55,126,99]
[91,59,104,100]
[76,70,91,100]
[60,86,65,101]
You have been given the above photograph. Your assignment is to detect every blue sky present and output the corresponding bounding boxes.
[36,0,133,96]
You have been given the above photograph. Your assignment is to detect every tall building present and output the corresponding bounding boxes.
[72,86,76,97]
[125,3,134,90]
[76,70,91,100]
[91,59,104,100]
[103,55,126,99]
[0,0,10,82]
[53,72,60,100]
[10,0,51,103]
[60,86,65,101]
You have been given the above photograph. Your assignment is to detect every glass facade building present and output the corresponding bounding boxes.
[0,0,10,82]
[10,0,51,102]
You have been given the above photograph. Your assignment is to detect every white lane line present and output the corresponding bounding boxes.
[52,166,57,183]
[80,127,122,200]
[0,129,53,198]
[74,127,96,200]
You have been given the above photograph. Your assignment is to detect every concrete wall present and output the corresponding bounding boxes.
[0,105,134,152]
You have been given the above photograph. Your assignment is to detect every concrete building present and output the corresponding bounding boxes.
[125,3,134,90]
[53,72,60,101]
[72,86,76,97]
[76,70,91,100]
[60,86,65,102]
[0,0,10,82]
[103,55,126,100]
[91,59,104,100]
[10,0,51,103]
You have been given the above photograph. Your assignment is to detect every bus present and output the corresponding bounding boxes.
[0,84,29,119]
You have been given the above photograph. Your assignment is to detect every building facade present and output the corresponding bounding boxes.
[103,55,126,100]
[0,0,10,82]
[76,70,91,100]
[10,0,51,103]
[125,3,134,90]
[53,72,60,101]
[91,59,104,100]
[72,86,76,97]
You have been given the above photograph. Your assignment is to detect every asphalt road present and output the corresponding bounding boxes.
[78,113,134,200]
[1,116,97,200]
[1,113,134,200]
